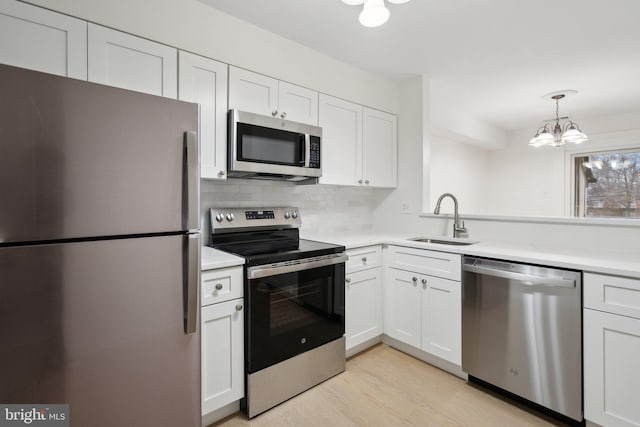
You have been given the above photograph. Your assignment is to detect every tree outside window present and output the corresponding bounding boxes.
[575,150,640,218]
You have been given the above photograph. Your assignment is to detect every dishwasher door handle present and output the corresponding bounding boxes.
[464,264,576,288]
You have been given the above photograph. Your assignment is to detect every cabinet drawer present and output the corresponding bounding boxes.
[201,266,243,306]
[346,245,382,273]
[387,246,461,281]
[584,273,640,319]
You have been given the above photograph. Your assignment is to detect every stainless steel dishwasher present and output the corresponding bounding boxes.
[462,256,582,423]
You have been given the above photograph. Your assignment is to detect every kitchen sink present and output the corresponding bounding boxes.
[408,237,476,246]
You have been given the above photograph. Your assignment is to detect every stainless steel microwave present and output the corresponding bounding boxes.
[227,109,322,182]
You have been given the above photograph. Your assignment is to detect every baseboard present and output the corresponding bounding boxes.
[382,334,467,380]
[202,401,240,426]
[346,335,382,358]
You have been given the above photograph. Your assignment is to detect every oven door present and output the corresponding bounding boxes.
[245,253,347,373]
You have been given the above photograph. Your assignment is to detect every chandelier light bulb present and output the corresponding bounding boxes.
[359,0,390,27]
[529,91,588,148]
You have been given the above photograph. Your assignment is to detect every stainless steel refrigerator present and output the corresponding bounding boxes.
[0,64,201,426]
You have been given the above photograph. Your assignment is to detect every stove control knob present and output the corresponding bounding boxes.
[292,211,298,219]
[226,213,235,222]
[215,213,224,223]
[284,211,291,219]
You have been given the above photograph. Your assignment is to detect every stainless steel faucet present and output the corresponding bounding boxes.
[433,193,467,238]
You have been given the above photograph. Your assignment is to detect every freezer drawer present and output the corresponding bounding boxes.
[0,235,200,427]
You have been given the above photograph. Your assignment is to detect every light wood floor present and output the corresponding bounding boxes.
[211,344,567,427]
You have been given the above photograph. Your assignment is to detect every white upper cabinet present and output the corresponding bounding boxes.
[229,66,277,117]
[0,0,87,79]
[88,24,177,98]
[277,81,319,125]
[178,51,228,180]
[319,95,397,188]
[362,107,397,188]
[318,94,363,186]
[228,66,318,125]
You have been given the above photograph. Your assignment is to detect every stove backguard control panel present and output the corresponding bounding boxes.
[210,207,301,232]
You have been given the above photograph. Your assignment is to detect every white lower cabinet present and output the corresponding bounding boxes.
[345,246,382,352]
[383,246,462,366]
[201,267,244,418]
[584,273,640,427]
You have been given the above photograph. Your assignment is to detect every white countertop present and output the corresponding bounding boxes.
[302,232,640,279]
[201,246,244,270]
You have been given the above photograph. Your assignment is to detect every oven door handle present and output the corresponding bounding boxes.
[247,253,348,279]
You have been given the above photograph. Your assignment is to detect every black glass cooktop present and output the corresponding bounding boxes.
[210,228,344,266]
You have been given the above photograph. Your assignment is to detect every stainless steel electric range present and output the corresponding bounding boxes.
[209,207,347,418]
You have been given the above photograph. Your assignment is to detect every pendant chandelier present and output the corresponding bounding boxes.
[529,90,588,148]
[341,0,411,28]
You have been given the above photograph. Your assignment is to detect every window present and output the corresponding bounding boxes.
[574,149,640,218]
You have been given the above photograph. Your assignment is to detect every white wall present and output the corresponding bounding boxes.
[373,76,428,231]
[24,0,398,113]
[429,136,489,215]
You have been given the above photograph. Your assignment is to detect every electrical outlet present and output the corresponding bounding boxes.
[400,201,410,214]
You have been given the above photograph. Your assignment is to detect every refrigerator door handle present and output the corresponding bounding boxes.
[184,131,199,232]
[184,233,200,334]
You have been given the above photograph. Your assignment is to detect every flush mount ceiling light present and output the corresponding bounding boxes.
[529,90,588,148]
[341,0,411,28]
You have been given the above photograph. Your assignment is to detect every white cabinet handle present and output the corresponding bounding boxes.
[365,180,370,185]
[358,179,363,184]
[345,278,351,284]
[362,257,367,263]
[412,277,418,283]
[280,112,287,119]
[421,279,427,285]
[217,170,225,177]
[235,304,243,311]
[271,110,278,117]
[215,283,223,290]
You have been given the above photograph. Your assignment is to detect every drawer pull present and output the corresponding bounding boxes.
[215,283,223,291]
[346,278,351,284]
[422,278,427,285]
[362,257,367,263]
[235,304,243,311]
[412,277,418,282]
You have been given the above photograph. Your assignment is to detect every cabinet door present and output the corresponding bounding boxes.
[88,24,177,98]
[362,107,397,188]
[421,276,461,365]
[346,268,382,350]
[584,308,640,427]
[0,0,87,79]
[278,81,318,125]
[201,298,244,416]
[228,66,278,116]
[179,51,228,180]
[383,268,421,348]
[318,94,363,186]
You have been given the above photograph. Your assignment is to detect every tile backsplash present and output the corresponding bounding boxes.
[200,179,378,245]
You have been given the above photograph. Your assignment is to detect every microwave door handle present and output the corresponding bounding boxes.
[303,134,310,166]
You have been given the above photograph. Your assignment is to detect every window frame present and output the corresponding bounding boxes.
[570,146,640,219]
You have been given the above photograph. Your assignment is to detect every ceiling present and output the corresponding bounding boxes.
[199,0,640,132]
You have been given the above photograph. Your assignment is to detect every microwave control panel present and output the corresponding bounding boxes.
[309,136,321,169]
